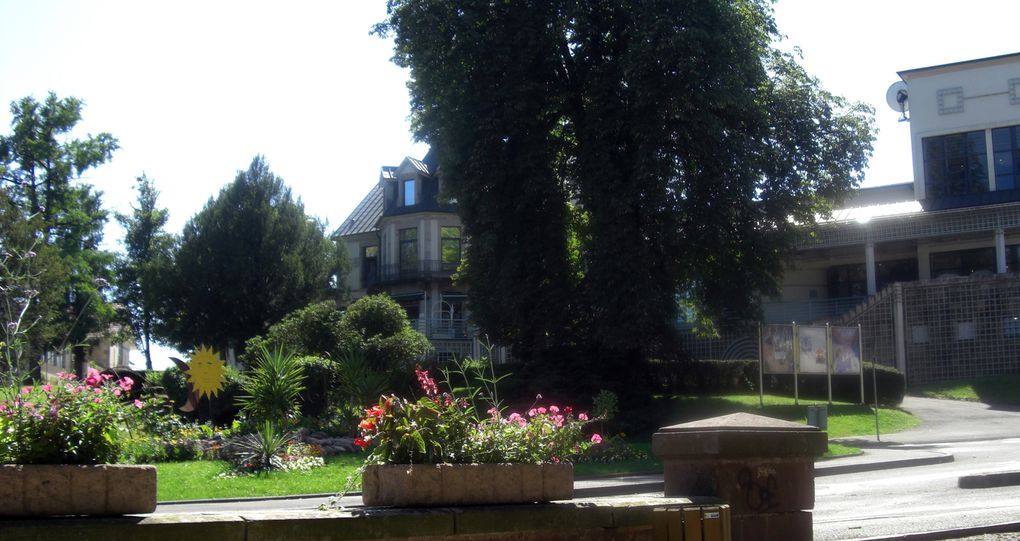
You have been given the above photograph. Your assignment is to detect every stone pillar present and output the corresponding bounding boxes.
[995,228,1007,274]
[653,412,827,541]
[865,241,877,295]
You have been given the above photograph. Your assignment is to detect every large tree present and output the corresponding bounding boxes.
[159,156,349,354]
[0,93,118,377]
[115,175,174,370]
[378,0,874,370]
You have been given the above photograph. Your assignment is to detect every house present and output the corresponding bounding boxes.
[336,150,506,361]
[763,52,1020,384]
[41,332,136,381]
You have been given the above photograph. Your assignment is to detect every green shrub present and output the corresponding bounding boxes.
[340,294,430,373]
[236,345,306,424]
[647,358,759,394]
[242,301,353,366]
[297,355,339,419]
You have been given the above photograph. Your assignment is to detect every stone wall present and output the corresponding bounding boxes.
[0,497,721,541]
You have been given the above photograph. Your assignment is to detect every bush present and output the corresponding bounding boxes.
[0,370,143,464]
[242,301,352,366]
[647,358,759,394]
[340,294,431,373]
[764,361,905,406]
[645,358,905,406]
[297,356,339,419]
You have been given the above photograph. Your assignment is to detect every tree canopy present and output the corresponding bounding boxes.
[378,0,874,368]
[159,156,349,353]
[0,93,118,376]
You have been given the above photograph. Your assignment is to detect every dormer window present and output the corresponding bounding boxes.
[402,178,416,206]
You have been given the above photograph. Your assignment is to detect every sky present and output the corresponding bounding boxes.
[1,0,1017,369]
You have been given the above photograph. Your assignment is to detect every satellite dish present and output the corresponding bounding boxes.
[886,81,909,121]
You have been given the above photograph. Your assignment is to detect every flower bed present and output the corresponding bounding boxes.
[353,362,600,506]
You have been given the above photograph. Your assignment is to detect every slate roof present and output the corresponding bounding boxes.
[335,182,383,237]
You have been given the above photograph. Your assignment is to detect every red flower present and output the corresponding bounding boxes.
[354,438,369,449]
[359,418,376,431]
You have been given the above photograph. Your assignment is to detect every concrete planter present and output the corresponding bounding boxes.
[362,463,573,506]
[0,464,157,516]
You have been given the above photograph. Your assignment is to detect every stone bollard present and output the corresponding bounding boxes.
[652,412,827,541]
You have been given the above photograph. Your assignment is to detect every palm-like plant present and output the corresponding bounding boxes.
[236,345,306,424]
[231,420,294,471]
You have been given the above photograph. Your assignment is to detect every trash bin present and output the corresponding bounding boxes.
[807,405,828,430]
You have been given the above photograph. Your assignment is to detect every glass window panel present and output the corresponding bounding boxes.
[399,228,417,271]
[999,174,1015,191]
[969,154,988,193]
[923,137,944,162]
[363,246,378,258]
[995,151,1015,176]
[965,131,986,154]
[993,127,1012,151]
[403,179,416,206]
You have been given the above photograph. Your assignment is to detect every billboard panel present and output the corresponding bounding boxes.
[798,325,828,374]
[831,326,862,375]
[761,324,795,374]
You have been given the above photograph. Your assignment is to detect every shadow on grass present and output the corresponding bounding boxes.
[910,373,1020,409]
[655,395,875,425]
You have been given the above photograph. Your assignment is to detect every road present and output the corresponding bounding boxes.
[815,438,1020,540]
[816,396,1020,540]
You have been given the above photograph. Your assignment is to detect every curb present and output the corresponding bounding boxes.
[815,452,954,477]
[959,470,1020,489]
[853,520,1020,540]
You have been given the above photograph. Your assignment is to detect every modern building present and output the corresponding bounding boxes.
[336,150,504,361]
[762,52,1020,384]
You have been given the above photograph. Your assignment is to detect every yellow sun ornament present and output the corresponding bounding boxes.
[186,345,227,400]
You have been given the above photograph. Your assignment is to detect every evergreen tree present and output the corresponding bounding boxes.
[0,93,118,377]
[160,156,349,354]
[115,175,174,370]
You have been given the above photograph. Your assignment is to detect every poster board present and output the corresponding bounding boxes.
[761,324,795,374]
[830,326,862,375]
[797,325,829,374]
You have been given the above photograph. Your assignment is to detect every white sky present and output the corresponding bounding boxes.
[1,0,1017,369]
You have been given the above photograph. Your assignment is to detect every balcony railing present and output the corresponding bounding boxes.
[761,296,867,324]
[410,317,473,340]
[366,259,459,286]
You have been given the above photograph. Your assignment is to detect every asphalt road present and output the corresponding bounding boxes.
[816,396,1020,540]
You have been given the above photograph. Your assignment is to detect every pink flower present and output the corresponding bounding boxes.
[20,386,31,395]
[85,368,101,387]
[578,413,589,421]
[93,397,102,404]
[93,387,103,394]
[508,412,526,427]
[133,399,144,409]
[113,389,122,396]
[549,405,559,414]
[415,365,439,399]
[118,377,134,392]
[41,384,52,393]
[537,407,547,415]
[590,433,603,444]
[528,408,537,417]
[101,373,114,381]
[487,407,500,420]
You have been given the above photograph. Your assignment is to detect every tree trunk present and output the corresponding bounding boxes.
[73,343,87,379]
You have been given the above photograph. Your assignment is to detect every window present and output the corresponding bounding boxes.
[930,247,995,278]
[441,226,461,271]
[402,179,416,206]
[361,245,378,284]
[923,130,988,198]
[399,228,417,272]
[992,125,1020,191]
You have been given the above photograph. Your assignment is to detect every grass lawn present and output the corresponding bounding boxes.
[157,454,365,501]
[156,393,914,501]
[909,374,1020,406]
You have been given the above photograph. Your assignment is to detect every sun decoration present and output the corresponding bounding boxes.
[186,345,227,400]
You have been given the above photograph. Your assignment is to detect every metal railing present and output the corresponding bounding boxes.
[366,259,459,286]
[761,296,867,324]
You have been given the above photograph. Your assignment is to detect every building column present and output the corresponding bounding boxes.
[995,228,1007,274]
[865,242,877,295]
